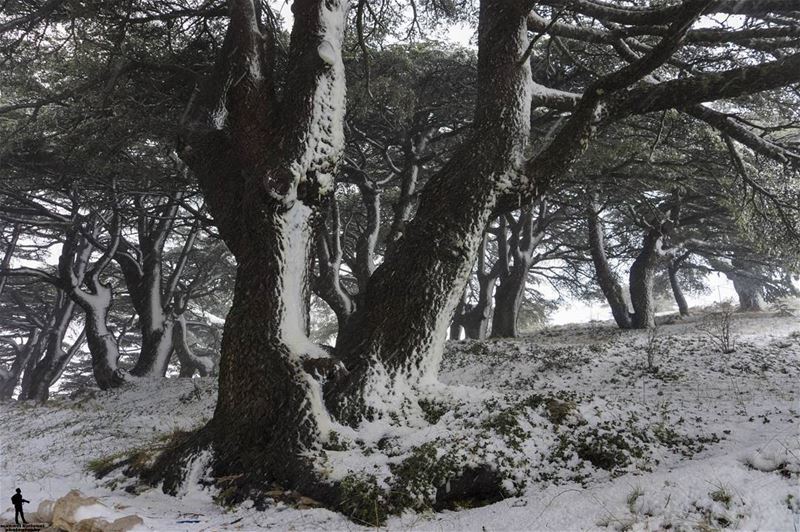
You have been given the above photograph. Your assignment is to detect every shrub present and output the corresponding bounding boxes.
[699,307,736,353]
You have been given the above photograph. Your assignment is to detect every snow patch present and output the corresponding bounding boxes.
[277,202,328,360]
[178,449,214,502]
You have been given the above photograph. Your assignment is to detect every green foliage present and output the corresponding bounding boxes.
[325,431,351,451]
[338,474,389,526]
[418,398,449,424]
[389,442,459,512]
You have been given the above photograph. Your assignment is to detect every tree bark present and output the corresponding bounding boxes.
[159,0,350,499]
[23,233,94,401]
[60,225,127,390]
[353,181,380,297]
[455,231,500,340]
[491,204,546,338]
[462,270,497,340]
[707,257,766,312]
[117,196,187,378]
[18,347,39,400]
[200,203,338,496]
[450,292,466,340]
[173,313,213,377]
[22,299,80,402]
[0,329,42,400]
[491,264,529,337]
[667,258,690,317]
[629,228,662,329]
[314,195,355,331]
[731,274,765,311]
[81,285,126,389]
[587,195,633,329]
[329,0,534,423]
[0,223,21,299]
[387,129,434,246]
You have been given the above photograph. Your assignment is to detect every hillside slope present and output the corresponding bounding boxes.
[1,311,798,531]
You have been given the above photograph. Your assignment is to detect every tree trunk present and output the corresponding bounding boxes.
[587,196,633,329]
[0,223,21,299]
[55,227,127,390]
[22,298,80,402]
[173,314,213,377]
[491,261,529,338]
[121,240,176,378]
[131,317,175,378]
[456,232,500,340]
[18,348,39,400]
[491,205,546,338]
[731,274,765,311]
[629,229,661,329]
[449,293,466,340]
[116,193,197,379]
[205,203,338,495]
[24,234,94,401]
[328,0,533,423]
[387,129,434,246]
[81,286,126,390]
[154,0,350,500]
[0,329,42,400]
[354,181,380,297]
[462,277,496,340]
[668,260,690,317]
[314,195,355,331]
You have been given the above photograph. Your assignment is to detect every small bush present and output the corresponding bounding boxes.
[699,307,736,353]
[645,325,660,372]
[86,452,128,478]
[389,442,459,512]
[339,474,388,526]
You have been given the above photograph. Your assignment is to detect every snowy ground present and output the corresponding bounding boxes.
[1,310,798,531]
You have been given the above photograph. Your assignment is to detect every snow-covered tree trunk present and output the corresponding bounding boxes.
[78,283,125,389]
[154,0,349,499]
[23,234,93,401]
[587,195,633,329]
[353,180,380,297]
[173,313,213,377]
[115,197,187,378]
[59,224,127,390]
[329,0,533,423]
[210,204,338,491]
